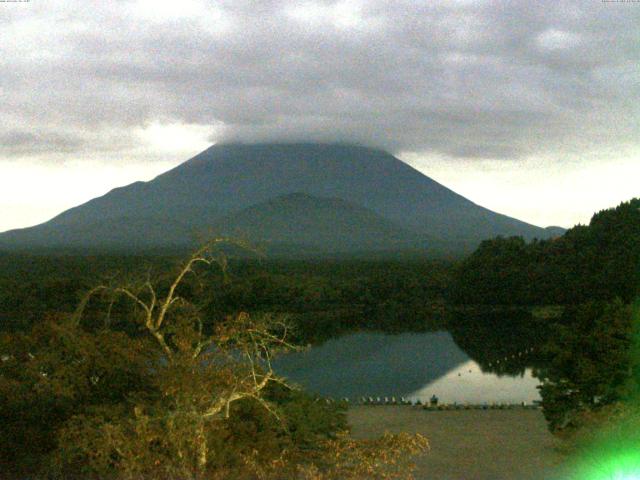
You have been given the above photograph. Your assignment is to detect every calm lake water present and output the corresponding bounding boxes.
[273,331,541,404]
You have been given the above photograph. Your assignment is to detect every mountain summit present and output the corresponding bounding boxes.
[0,143,558,255]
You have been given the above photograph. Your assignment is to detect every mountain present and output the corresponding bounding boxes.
[214,192,422,251]
[0,143,561,255]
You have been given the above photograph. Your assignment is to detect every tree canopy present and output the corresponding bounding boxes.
[452,198,640,306]
[0,241,428,479]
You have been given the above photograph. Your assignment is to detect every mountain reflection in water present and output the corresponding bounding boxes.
[273,330,541,403]
[408,360,540,404]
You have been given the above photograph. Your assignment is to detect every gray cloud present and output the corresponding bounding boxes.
[0,130,84,155]
[1,0,639,161]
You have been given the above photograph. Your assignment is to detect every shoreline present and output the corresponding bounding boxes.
[348,405,568,480]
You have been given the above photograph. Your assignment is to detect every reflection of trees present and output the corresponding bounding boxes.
[446,309,551,377]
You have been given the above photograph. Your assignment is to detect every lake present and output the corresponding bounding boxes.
[273,331,541,404]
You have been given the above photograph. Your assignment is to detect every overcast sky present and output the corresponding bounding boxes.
[1,0,639,233]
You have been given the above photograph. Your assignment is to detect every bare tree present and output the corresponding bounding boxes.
[60,239,428,479]
[72,239,297,477]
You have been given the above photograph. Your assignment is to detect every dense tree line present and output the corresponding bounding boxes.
[0,254,452,342]
[452,198,640,306]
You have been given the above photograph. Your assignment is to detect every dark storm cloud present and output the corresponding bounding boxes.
[1,0,639,161]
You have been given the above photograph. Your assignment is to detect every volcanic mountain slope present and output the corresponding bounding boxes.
[213,192,424,252]
[0,143,560,255]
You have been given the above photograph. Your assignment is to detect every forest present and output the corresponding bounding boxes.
[0,254,452,342]
[0,246,440,478]
[453,198,640,437]
[1,198,639,477]
[452,198,640,306]
[0,244,438,479]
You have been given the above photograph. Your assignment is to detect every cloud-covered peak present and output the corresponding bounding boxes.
[0,0,638,163]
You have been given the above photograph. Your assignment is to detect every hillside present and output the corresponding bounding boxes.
[0,143,559,255]
[213,192,426,252]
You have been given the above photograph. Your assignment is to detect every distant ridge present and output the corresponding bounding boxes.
[213,192,424,251]
[0,143,562,256]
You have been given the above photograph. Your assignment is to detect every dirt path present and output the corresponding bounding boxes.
[348,406,568,480]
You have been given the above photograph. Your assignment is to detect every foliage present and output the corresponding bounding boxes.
[289,432,429,480]
[0,254,452,342]
[448,198,640,437]
[450,236,532,305]
[553,401,640,479]
[0,316,154,477]
[452,198,640,306]
[535,300,635,433]
[0,242,429,479]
